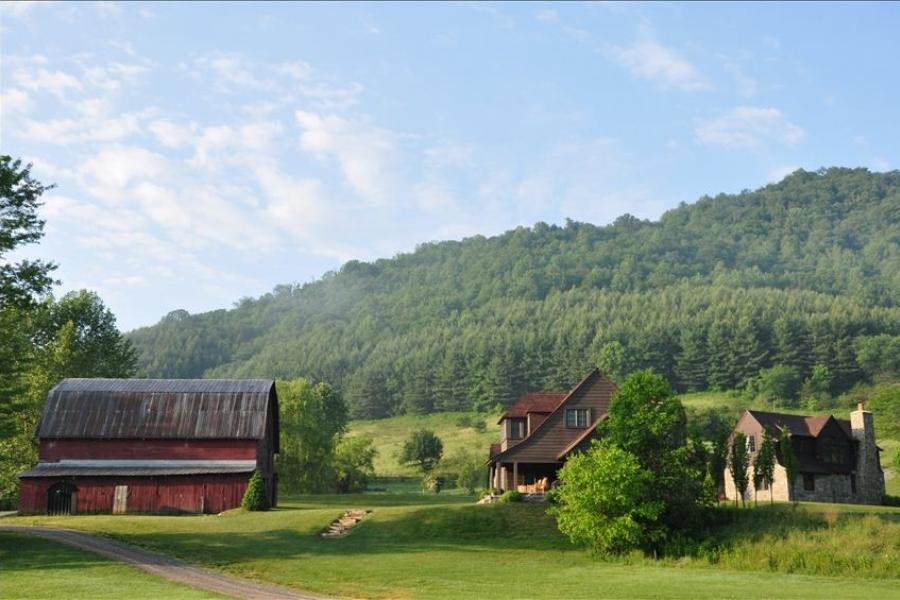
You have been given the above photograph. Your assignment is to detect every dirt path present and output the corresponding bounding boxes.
[1,525,331,600]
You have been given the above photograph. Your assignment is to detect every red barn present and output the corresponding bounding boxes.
[18,378,279,515]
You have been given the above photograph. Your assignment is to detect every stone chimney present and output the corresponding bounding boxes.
[850,404,884,504]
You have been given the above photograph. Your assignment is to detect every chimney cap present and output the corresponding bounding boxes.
[856,401,866,412]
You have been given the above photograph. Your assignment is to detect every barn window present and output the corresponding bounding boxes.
[47,482,77,515]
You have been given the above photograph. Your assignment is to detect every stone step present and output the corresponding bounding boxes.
[321,508,371,539]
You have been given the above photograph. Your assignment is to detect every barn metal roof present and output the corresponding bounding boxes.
[19,459,257,478]
[38,378,276,440]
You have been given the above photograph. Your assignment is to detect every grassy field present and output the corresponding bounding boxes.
[348,411,499,477]
[6,494,899,599]
[0,530,222,599]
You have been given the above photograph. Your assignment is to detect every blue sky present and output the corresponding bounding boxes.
[2,1,898,330]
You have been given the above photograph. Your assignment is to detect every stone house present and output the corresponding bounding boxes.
[724,404,884,505]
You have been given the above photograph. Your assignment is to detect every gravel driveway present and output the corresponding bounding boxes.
[1,525,331,600]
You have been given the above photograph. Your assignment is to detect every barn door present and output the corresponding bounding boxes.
[113,485,128,514]
[47,483,77,515]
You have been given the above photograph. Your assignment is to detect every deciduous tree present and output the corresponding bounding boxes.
[399,429,443,474]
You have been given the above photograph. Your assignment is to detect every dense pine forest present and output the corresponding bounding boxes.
[129,168,900,418]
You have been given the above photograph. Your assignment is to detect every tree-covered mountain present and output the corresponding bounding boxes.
[129,168,900,417]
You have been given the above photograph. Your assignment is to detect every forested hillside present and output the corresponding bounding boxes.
[129,168,900,418]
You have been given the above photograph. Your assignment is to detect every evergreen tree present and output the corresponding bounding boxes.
[707,323,734,390]
[675,328,707,392]
[241,471,270,511]
[755,430,777,504]
[778,427,799,503]
[729,433,750,507]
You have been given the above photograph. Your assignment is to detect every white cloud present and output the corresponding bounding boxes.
[21,111,144,144]
[295,110,399,204]
[148,119,197,148]
[695,106,805,148]
[14,68,83,97]
[78,145,169,197]
[0,88,30,113]
[607,27,710,92]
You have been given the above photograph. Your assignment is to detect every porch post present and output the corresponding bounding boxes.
[489,465,495,490]
[513,462,518,491]
[501,464,508,490]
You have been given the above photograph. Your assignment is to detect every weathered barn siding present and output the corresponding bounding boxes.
[20,378,279,514]
[40,439,258,461]
[498,370,615,464]
[19,474,249,515]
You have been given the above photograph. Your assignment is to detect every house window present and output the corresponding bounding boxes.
[758,477,768,491]
[747,435,756,453]
[508,419,525,439]
[851,474,857,494]
[566,408,589,428]
[803,473,815,491]
[819,438,848,464]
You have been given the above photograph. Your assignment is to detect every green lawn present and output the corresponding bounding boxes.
[349,411,500,477]
[0,531,222,599]
[8,494,899,599]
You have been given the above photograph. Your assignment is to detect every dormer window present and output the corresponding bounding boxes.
[508,419,525,439]
[566,408,589,428]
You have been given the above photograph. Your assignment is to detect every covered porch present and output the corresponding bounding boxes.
[489,461,561,493]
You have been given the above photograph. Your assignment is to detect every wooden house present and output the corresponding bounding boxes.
[488,368,617,492]
[18,379,279,515]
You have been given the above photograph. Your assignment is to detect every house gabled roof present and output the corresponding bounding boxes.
[490,368,614,464]
[498,392,567,423]
[745,410,853,439]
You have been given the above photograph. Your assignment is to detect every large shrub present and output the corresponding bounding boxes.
[553,442,662,554]
[499,490,523,503]
[241,471,270,511]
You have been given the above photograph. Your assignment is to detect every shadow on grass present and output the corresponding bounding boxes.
[72,502,569,569]
[1,531,117,572]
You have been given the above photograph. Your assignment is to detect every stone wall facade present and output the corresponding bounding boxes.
[851,409,885,504]
[725,464,863,504]
[724,408,885,505]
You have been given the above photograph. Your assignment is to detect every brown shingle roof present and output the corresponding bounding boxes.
[747,410,852,439]
[498,392,567,422]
